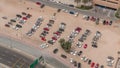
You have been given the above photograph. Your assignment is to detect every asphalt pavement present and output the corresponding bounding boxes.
[0,45,43,68]
[0,35,69,68]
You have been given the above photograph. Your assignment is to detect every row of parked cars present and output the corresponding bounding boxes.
[5,12,32,30]
[62,9,79,17]
[76,29,91,48]
[48,22,66,45]
[91,31,102,48]
[26,16,43,36]
[40,20,55,42]
[70,58,81,68]
[83,15,113,26]
[68,27,82,43]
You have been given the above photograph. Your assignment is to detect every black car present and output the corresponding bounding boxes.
[57,9,61,12]
[48,40,54,45]
[88,59,92,65]
[53,48,58,54]
[41,4,45,8]
[74,61,77,67]
[61,54,67,59]
[5,24,10,27]
[100,65,104,68]
[68,4,74,7]
[78,51,82,56]
[78,62,81,68]
[109,21,112,25]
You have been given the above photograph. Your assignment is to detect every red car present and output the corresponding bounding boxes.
[91,62,95,68]
[43,27,49,31]
[36,2,41,5]
[41,37,46,41]
[22,17,27,20]
[83,44,87,49]
[75,27,82,32]
[52,37,57,40]
[53,31,60,36]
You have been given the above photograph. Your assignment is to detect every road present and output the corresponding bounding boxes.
[0,45,44,68]
[0,35,69,68]
[29,0,118,21]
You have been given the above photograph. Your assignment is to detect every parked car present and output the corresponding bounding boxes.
[61,54,67,59]
[81,55,88,62]
[95,63,99,68]
[83,44,87,49]
[74,12,79,17]
[41,4,45,8]
[78,51,82,56]
[70,58,75,63]
[68,4,74,7]
[91,62,95,67]
[88,59,92,65]
[69,11,75,14]
[40,43,48,48]
[36,2,41,5]
[70,50,78,56]
[5,24,10,27]
[76,42,83,48]
[100,65,104,68]
[78,62,81,68]
[57,9,61,12]
[74,61,77,67]
[53,48,58,54]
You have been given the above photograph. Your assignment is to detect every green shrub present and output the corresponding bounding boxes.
[76,5,93,10]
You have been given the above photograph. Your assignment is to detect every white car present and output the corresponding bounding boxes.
[70,58,75,64]
[76,41,83,48]
[40,43,49,48]
[81,55,88,62]
[74,12,79,17]
[70,50,78,56]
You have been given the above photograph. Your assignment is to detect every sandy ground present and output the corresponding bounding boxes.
[0,0,120,68]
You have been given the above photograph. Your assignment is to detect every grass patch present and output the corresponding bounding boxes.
[115,9,120,19]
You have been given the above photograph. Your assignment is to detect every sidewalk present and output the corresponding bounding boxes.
[0,63,10,68]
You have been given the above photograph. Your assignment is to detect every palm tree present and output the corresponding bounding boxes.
[74,0,81,6]
[59,39,72,53]
[82,0,93,6]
